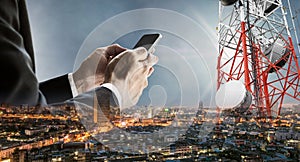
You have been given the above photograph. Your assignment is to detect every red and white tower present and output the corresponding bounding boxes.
[216,0,300,118]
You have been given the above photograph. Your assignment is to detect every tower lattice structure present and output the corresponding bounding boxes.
[217,0,300,118]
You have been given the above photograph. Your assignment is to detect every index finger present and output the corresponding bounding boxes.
[142,53,159,67]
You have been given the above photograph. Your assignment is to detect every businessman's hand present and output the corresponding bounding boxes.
[105,47,158,109]
[73,44,126,94]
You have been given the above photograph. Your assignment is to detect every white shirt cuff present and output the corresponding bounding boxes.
[68,73,79,97]
[100,83,122,108]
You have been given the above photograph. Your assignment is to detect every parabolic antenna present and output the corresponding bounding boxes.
[264,38,289,73]
[215,80,252,113]
[217,0,300,117]
[220,0,238,6]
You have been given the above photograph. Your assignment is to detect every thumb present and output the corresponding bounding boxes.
[133,47,148,61]
[106,44,127,57]
[104,50,129,83]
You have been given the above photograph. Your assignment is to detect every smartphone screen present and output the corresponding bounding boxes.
[133,33,162,52]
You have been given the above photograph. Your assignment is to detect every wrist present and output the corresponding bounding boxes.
[68,73,79,97]
[71,70,86,95]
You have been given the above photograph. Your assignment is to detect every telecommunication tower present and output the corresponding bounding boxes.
[216,0,300,118]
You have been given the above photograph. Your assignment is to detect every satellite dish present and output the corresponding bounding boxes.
[264,38,289,73]
[220,0,238,6]
[215,80,252,113]
[262,0,279,15]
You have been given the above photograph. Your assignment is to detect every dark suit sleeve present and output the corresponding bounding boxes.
[65,87,119,119]
[0,0,42,106]
[39,74,73,104]
[0,0,72,106]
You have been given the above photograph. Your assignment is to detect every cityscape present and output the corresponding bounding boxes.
[0,102,299,162]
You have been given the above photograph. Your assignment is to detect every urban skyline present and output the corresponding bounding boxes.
[1,102,299,161]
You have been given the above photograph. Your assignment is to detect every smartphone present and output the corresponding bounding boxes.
[133,33,162,53]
